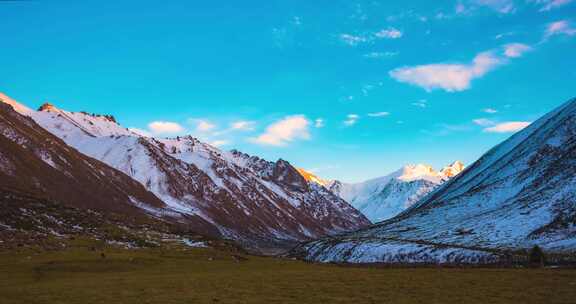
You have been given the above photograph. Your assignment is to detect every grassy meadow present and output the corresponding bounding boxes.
[0,240,575,304]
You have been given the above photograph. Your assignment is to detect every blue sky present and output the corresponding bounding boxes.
[1,0,575,182]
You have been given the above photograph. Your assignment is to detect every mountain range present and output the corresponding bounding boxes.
[0,93,369,250]
[293,97,576,263]
[2,92,575,264]
[323,162,464,222]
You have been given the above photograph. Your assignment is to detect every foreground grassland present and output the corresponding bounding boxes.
[1,245,575,304]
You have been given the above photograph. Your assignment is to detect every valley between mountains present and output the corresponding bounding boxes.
[1,93,575,265]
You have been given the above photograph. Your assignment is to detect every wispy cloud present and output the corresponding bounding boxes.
[421,122,473,137]
[314,118,325,128]
[504,43,531,58]
[364,51,398,59]
[148,121,184,134]
[495,32,515,40]
[374,28,403,39]
[340,34,369,46]
[291,16,303,26]
[531,0,574,11]
[456,2,468,14]
[390,51,503,92]
[340,28,403,46]
[367,112,390,117]
[473,117,531,133]
[473,118,496,126]
[343,114,359,126]
[412,99,428,108]
[195,120,216,132]
[484,121,531,133]
[250,115,310,146]
[473,0,516,14]
[545,20,576,38]
[482,108,498,113]
[272,16,303,49]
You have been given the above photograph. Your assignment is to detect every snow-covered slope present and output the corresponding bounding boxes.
[0,100,219,237]
[294,97,576,263]
[296,168,331,187]
[324,162,464,222]
[1,95,369,247]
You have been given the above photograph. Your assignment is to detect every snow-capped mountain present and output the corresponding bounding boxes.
[0,99,221,237]
[0,93,369,248]
[296,168,331,187]
[320,162,464,222]
[293,97,576,263]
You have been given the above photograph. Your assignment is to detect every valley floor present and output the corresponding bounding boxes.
[1,244,575,304]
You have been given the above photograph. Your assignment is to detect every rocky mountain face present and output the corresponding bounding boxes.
[0,101,162,214]
[0,93,369,249]
[309,162,465,223]
[293,97,576,263]
[0,100,219,238]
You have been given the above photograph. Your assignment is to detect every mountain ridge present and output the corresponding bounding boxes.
[299,162,464,222]
[0,93,369,249]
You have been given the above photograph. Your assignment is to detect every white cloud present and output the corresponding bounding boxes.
[367,112,390,117]
[483,108,498,113]
[390,51,503,92]
[230,120,256,131]
[148,121,184,134]
[545,20,576,38]
[314,118,325,128]
[504,43,531,58]
[484,121,531,133]
[250,115,310,146]
[374,28,403,39]
[344,114,359,126]
[473,116,530,133]
[473,118,496,126]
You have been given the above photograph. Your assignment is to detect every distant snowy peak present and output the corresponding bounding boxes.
[439,160,465,179]
[397,161,465,183]
[396,163,437,182]
[327,161,464,223]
